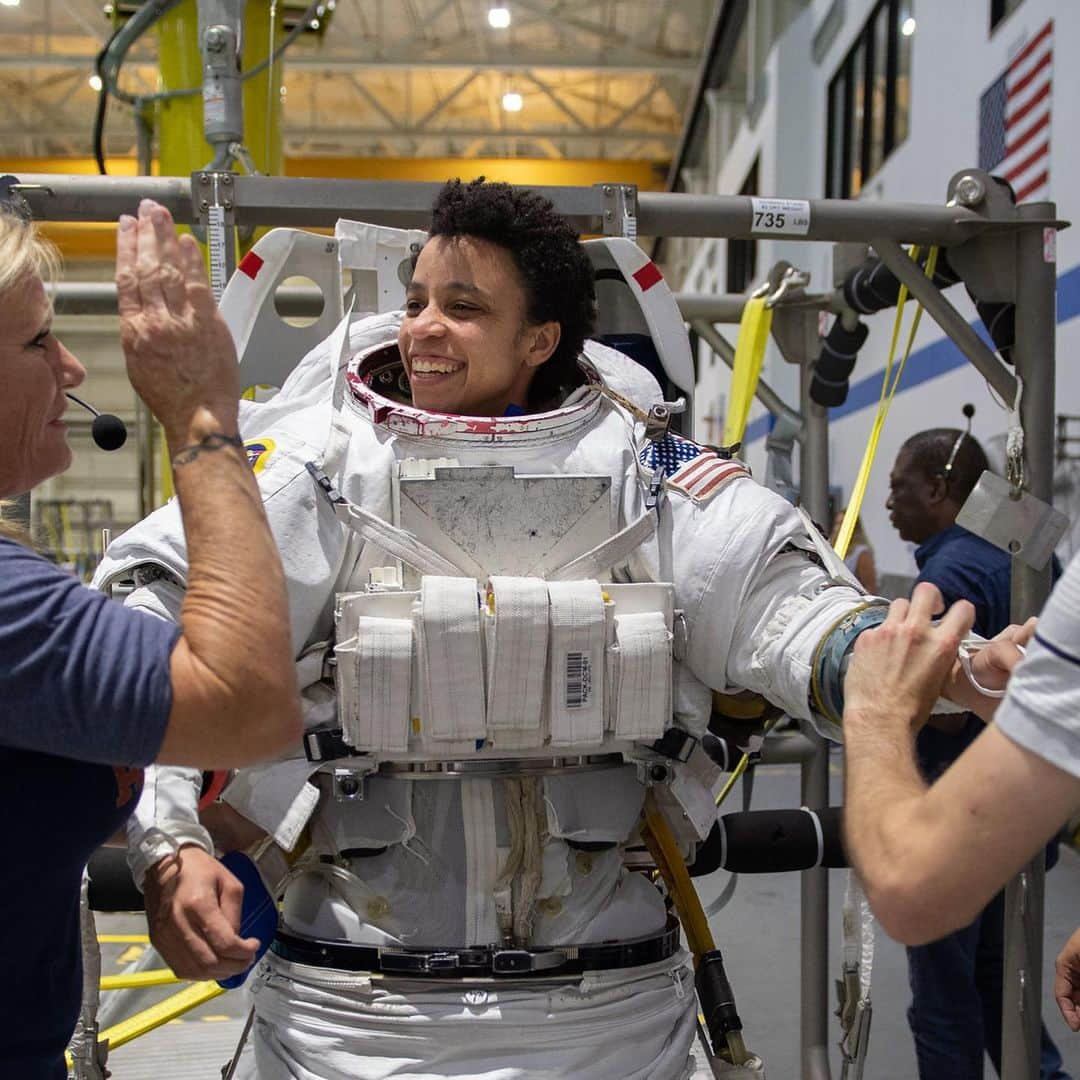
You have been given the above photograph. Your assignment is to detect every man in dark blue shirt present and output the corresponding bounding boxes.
[886,428,1068,1080]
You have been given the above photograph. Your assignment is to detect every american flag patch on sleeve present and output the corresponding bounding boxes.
[668,455,749,502]
[639,433,750,504]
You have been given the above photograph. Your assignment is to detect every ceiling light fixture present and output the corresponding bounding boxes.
[488,6,511,29]
[501,91,523,112]
[0,0,22,9]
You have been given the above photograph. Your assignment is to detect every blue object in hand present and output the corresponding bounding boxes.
[217,850,278,989]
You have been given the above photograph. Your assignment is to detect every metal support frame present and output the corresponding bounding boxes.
[14,173,1046,240]
[870,237,1017,403]
[192,170,238,299]
[1001,201,1058,1080]
[799,366,834,1080]
[21,168,1062,1080]
[689,318,801,430]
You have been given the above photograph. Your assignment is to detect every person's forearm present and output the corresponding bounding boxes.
[843,708,944,942]
[167,406,300,747]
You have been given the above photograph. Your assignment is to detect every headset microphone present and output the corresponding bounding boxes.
[65,393,128,451]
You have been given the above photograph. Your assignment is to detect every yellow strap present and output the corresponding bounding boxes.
[97,980,226,1050]
[99,969,181,991]
[97,934,151,944]
[834,246,939,560]
[722,296,773,447]
[65,980,226,1068]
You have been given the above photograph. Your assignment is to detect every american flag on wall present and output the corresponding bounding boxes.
[978,20,1053,203]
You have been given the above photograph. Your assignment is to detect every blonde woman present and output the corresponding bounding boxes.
[831,508,879,592]
[0,198,301,1079]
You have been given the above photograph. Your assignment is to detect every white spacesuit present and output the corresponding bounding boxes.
[95,309,877,1080]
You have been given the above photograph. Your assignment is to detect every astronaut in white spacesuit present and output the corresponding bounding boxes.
[95,179,998,1080]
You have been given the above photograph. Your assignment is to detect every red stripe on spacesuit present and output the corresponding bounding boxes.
[691,461,749,499]
[632,262,663,292]
[238,252,265,280]
[669,453,719,484]
[670,457,748,500]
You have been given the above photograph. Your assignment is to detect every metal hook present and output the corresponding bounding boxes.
[764,266,811,309]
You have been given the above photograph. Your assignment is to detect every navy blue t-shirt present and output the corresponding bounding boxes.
[0,538,179,1077]
[913,525,1060,778]
[913,524,1012,777]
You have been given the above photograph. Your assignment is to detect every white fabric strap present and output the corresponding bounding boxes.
[485,577,549,731]
[340,616,413,752]
[419,576,486,740]
[462,779,500,946]
[322,300,357,481]
[547,580,606,746]
[336,501,472,578]
[842,869,875,1004]
[545,508,657,582]
[812,812,825,868]
[611,611,672,740]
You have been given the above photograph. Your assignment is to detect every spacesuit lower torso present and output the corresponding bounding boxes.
[95,311,867,1080]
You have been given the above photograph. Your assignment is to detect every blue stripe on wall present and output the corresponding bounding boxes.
[742,262,1080,446]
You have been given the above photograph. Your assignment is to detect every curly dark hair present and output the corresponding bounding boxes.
[422,178,597,409]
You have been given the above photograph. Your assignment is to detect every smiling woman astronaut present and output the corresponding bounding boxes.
[94,179,1008,1080]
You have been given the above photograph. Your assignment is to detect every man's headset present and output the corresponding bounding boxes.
[940,403,976,492]
[2,174,127,451]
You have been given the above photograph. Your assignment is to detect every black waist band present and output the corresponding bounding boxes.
[271,916,681,979]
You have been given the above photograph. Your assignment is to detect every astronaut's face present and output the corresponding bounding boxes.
[399,236,559,416]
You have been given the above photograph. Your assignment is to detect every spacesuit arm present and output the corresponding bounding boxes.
[673,478,883,740]
[120,578,214,888]
[120,576,337,884]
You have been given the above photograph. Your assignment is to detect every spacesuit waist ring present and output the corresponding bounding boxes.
[271,916,681,979]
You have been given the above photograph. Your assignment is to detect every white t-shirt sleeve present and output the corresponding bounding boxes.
[995,551,1080,780]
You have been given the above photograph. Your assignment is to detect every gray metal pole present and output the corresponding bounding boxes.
[760,732,819,766]
[14,173,1002,244]
[799,364,833,1080]
[639,192,992,245]
[678,291,845,322]
[870,237,1017,404]
[1000,203,1057,1080]
[136,399,155,521]
[48,281,325,318]
[677,294,754,322]
[693,320,804,433]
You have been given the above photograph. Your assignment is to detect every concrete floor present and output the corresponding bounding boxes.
[95,757,1080,1079]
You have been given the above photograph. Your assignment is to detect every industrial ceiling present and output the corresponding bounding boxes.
[0,0,713,168]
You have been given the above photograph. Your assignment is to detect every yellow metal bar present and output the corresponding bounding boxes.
[100,969,181,991]
[283,156,664,189]
[97,934,151,944]
[641,790,714,958]
[97,980,227,1051]
[6,155,661,189]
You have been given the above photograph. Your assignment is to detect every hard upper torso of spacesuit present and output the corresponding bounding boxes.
[96,310,866,955]
[286,324,722,949]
